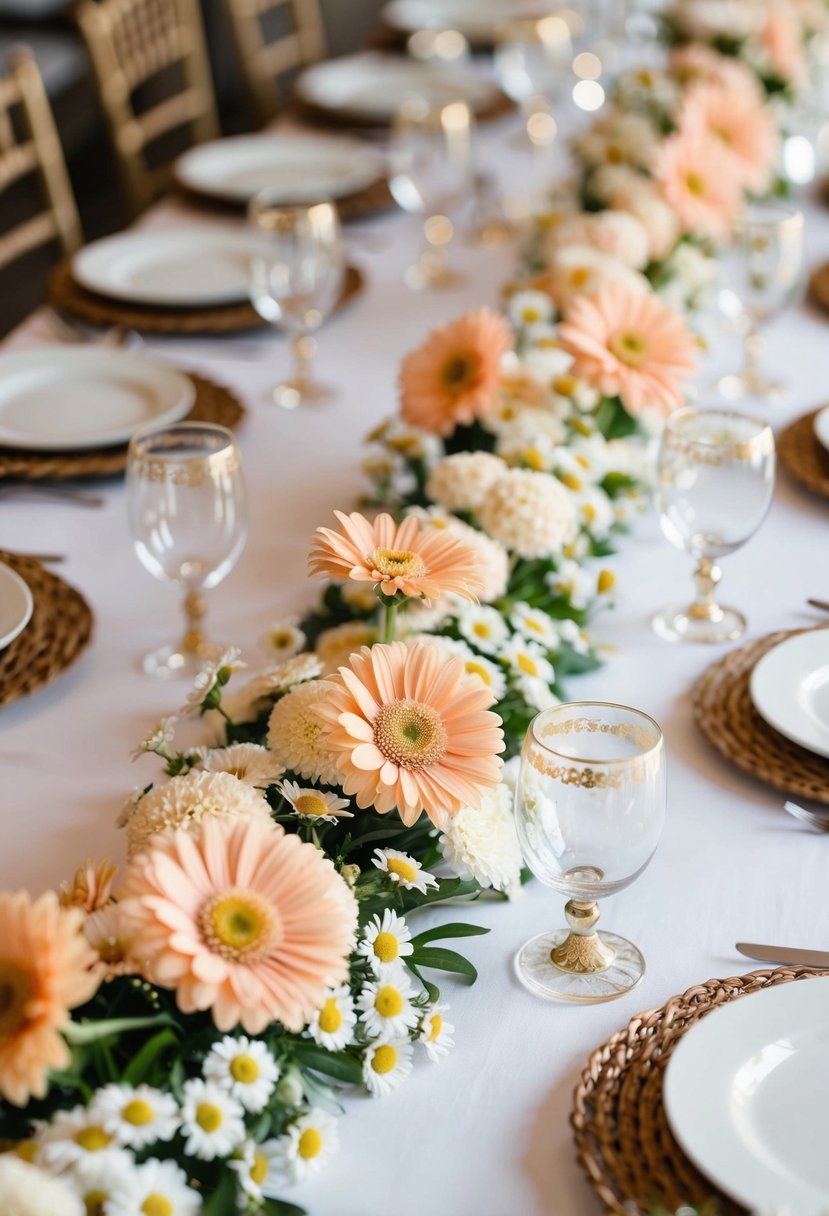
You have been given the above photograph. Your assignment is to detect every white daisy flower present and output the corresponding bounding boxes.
[501,635,555,686]
[202,1036,280,1113]
[130,716,176,761]
[509,603,560,649]
[184,648,246,713]
[357,909,413,975]
[557,617,591,655]
[90,1084,179,1150]
[506,289,554,330]
[279,780,353,823]
[518,676,560,711]
[106,1157,201,1216]
[68,1153,137,1215]
[362,1040,413,1098]
[307,984,357,1051]
[439,782,523,895]
[442,640,507,700]
[372,848,438,894]
[270,1109,339,1185]
[546,557,596,610]
[38,1106,132,1177]
[419,1004,455,1062]
[456,605,510,656]
[356,968,419,1042]
[259,618,306,661]
[228,1138,283,1201]
[179,1079,246,1161]
[197,743,284,790]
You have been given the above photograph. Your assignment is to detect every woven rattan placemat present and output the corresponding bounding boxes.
[178,175,394,222]
[47,263,364,335]
[0,372,245,482]
[572,965,823,1214]
[293,86,514,129]
[0,551,93,708]
[693,626,829,804]
[777,408,829,498]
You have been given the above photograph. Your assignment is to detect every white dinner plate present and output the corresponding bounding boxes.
[813,405,829,455]
[175,133,384,205]
[749,630,829,758]
[383,0,557,41]
[296,52,503,121]
[664,979,829,1215]
[72,229,270,307]
[0,348,194,452]
[0,563,33,651]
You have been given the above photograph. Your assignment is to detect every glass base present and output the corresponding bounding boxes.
[141,642,221,680]
[403,260,465,291]
[716,370,785,402]
[652,603,746,644]
[515,929,645,1004]
[273,379,336,410]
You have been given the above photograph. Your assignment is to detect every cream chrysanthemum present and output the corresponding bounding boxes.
[315,621,377,675]
[125,770,272,857]
[267,681,344,786]
[0,1157,83,1216]
[438,782,523,895]
[425,452,506,514]
[478,469,578,560]
[198,743,284,790]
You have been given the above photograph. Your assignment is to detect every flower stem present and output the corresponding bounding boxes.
[382,601,398,645]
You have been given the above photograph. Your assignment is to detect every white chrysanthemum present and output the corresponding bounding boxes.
[0,1156,83,1216]
[419,1004,455,1062]
[308,983,357,1051]
[270,1109,339,1184]
[68,1154,136,1216]
[106,1158,201,1216]
[510,603,560,649]
[545,245,651,313]
[425,451,506,514]
[551,210,651,271]
[372,848,438,894]
[439,782,523,895]
[410,508,509,604]
[362,1040,413,1097]
[478,469,578,560]
[130,716,176,761]
[179,1079,246,1161]
[198,743,284,789]
[456,604,510,655]
[184,648,246,713]
[315,621,377,675]
[357,968,419,1042]
[38,1106,133,1178]
[202,1036,280,1113]
[259,617,306,661]
[90,1084,179,1150]
[267,680,343,786]
[358,909,413,975]
[125,770,272,857]
[573,108,660,171]
[501,635,555,686]
[280,780,353,823]
[229,1138,284,1202]
[506,289,554,330]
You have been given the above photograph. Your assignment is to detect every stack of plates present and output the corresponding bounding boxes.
[0,563,33,652]
[750,630,829,758]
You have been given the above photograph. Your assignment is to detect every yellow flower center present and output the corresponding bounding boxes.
[293,792,329,818]
[0,963,31,1038]
[472,621,492,640]
[386,857,418,884]
[605,144,623,164]
[520,306,541,323]
[372,931,399,963]
[270,630,295,648]
[608,328,649,369]
[576,455,590,469]
[524,618,544,635]
[440,351,478,393]
[196,1102,223,1133]
[371,1044,398,1074]
[74,1127,112,1152]
[373,699,448,770]
[123,1099,154,1126]
[637,69,654,85]
[199,888,280,963]
[427,1013,443,1041]
[571,417,592,436]
[298,1127,323,1160]
[517,653,539,677]
[597,569,616,593]
[523,446,546,471]
[251,1151,270,1186]
[561,473,582,491]
[711,124,732,145]
[230,1053,260,1084]
[583,502,597,523]
[370,548,427,580]
[553,375,577,397]
[537,210,563,230]
[569,266,591,287]
[375,986,404,1018]
[13,1140,37,1163]
[465,660,493,687]
[142,1197,174,1216]
[84,1191,108,1216]
[318,997,343,1033]
[685,170,707,196]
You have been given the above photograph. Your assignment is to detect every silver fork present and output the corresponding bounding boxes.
[0,483,104,507]
[783,800,829,832]
[40,311,140,350]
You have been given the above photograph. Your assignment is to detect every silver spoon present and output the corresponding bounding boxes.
[783,800,829,833]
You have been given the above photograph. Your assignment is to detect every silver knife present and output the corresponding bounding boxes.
[736,942,829,968]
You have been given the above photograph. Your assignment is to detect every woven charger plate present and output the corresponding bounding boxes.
[572,965,823,1214]
[46,262,364,335]
[808,260,829,314]
[0,372,245,482]
[178,175,394,221]
[0,551,92,708]
[777,408,829,498]
[293,86,514,129]
[693,626,829,805]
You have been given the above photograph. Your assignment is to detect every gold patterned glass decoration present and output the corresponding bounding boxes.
[514,702,665,1004]
[126,422,248,679]
[248,199,345,409]
[654,406,775,644]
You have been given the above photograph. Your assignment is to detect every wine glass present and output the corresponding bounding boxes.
[717,203,805,401]
[514,702,666,1004]
[388,96,474,290]
[249,198,345,409]
[126,422,248,679]
[493,16,572,140]
[653,407,775,644]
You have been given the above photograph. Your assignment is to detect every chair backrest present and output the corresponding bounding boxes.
[221,0,326,125]
[0,48,82,272]
[75,0,220,213]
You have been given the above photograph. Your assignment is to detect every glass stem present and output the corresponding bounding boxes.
[687,556,724,623]
[743,321,763,390]
[181,590,207,657]
[291,333,316,390]
[550,898,615,974]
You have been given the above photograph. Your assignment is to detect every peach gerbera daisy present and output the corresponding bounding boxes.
[678,82,779,193]
[655,129,744,244]
[0,891,99,1106]
[119,817,357,1034]
[670,44,763,97]
[59,858,118,914]
[315,640,504,827]
[557,281,697,418]
[398,307,514,436]
[309,510,482,603]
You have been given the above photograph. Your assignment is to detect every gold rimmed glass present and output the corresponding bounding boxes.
[654,407,775,644]
[126,422,248,679]
[514,702,666,1004]
[248,198,345,409]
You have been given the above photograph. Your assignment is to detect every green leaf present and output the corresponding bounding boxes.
[408,946,478,983]
[291,1044,363,1085]
[201,1167,238,1215]
[406,961,440,1004]
[64,1013,174,1047]
[261,1200,308,1216]
[410,923,490,947]
[403,876,481,909]
[122,1029,178,1086]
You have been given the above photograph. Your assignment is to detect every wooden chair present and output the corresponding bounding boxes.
[75,0,220,213]
[0,48,82,272]
[221,0,326,126]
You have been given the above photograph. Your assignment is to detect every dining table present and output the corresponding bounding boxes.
[3,82,829,1216]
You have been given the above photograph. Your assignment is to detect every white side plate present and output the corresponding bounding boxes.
[813,405,829,455]
[750,630,829,758]
[383,0,556,40]
[0,348,195,451]
[175,133,383,205]
[664,979,829,1215]
[0,563,33,650]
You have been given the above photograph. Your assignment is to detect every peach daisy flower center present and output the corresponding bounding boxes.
[370,547,427,581]
[570,266,591,288]
[373,699,449,770]
[0,963,31,1038]
[440,352,479,392]
[608,328,649,369]
[685,170,707,197]
[199,888,281,963]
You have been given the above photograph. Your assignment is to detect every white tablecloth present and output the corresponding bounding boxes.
[3,102,829,1216]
